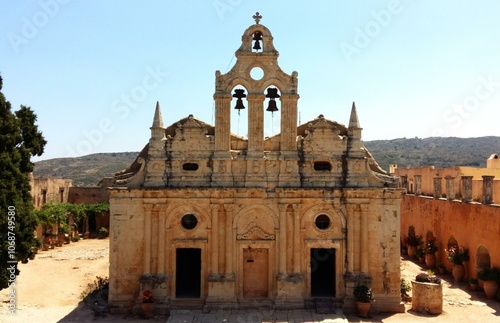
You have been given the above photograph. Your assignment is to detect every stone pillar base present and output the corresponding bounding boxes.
[274,275,304,309]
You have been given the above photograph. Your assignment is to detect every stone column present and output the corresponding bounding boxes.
[247,94,265,155]
[433,177,442,199]
[461,176,473,203]
[293,208,300,273]
[346,205,354,273]
[360,205,368,274]
[279,94,299,151]
[157,205,166,274]
[210,205,219,275]
[353,207,361,272]
[278,204,287,275]
[213,94,232,153]
[400,175,408,192]
[143,204,153,274]
[414,175,422,196]
[482,176,495,204]
[224,204,234,275]
[445,176,455,201]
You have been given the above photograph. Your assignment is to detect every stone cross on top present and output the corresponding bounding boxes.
[253,12,262,24]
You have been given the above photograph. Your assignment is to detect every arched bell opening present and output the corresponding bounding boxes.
[263,86,281,138]
[252,31,263,52]
[230,85,249,138]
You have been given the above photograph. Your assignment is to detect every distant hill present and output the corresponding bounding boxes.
[364,136,500,170]
[33,152,138,186]
[33,137,500,186]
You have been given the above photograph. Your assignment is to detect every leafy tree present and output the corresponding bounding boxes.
[0,74,46,290]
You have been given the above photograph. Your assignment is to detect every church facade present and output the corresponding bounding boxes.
[108,15,404,314]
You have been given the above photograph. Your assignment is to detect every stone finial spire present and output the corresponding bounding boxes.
[152,101,165,128]
[348,101,360,129]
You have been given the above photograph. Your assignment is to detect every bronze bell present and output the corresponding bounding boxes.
[234,98,245,111]
[266,99,278,113]
[233,89,246,114]
[253,31,262,51]
[265,87,280,113]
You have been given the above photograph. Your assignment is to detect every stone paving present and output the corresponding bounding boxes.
[165,309,348,323]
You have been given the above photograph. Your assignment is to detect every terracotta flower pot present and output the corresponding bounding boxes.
[356,301,371,318]
[452,264,465,282]
[407,246,417,259]
[141,302,156,318]
[425,253,436,269]
[483,280,499,299]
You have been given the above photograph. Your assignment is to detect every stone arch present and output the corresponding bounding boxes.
[165,203,212,231]
[301,204,346,230]
[476,245,491,271]
[262,79,287,95]
[237,24,277,53]
[226,79,253,94]
[233,205,279,237]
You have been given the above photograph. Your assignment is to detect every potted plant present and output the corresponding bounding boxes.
[58,224,70,244]
[140,289,156,318]
[477,267,500,299]
[404,234,422,259]
[401,278,412,302]
[469,278,479,291]
[437,263,447,275]
[416,245,425,264]
[353,284,374,318]
[412,271,443,314]
[98,227,108,239]
[423,233,438,269]
[445,246,469,282]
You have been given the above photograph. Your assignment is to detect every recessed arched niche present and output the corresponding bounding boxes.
[476,246,491,271]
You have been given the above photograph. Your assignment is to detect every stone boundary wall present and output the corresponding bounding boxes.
[400,194,500,278]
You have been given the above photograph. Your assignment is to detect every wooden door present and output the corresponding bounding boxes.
[243,248,268,297]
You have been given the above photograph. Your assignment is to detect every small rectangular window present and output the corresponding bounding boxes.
[182,163,199,171]
[314,161,332,171]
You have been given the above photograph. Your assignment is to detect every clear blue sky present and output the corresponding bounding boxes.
[1,1,499,161]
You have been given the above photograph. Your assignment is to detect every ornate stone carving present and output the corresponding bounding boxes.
[236,225,275,240]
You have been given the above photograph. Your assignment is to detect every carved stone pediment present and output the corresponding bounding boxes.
[237,225,275,240]
[174,115,208,138]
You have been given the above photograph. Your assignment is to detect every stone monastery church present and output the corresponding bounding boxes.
[109,14,404,314]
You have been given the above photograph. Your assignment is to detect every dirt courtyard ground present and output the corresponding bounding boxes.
[1,238,500,322]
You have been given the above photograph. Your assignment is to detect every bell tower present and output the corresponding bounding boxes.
[213,13,299,186]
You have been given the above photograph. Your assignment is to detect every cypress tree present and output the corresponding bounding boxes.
[0,74,47,290]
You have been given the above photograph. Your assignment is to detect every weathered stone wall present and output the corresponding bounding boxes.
[395,166,500,201]
[109,187,403,313]
[30,176,72,209]
[400,195,500,278]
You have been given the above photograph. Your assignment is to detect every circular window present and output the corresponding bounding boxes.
[181,214,198,230]
[250,67,264,80]
[315,214,330,230]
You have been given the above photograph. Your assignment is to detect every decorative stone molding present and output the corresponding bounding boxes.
[236,225,275,240]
